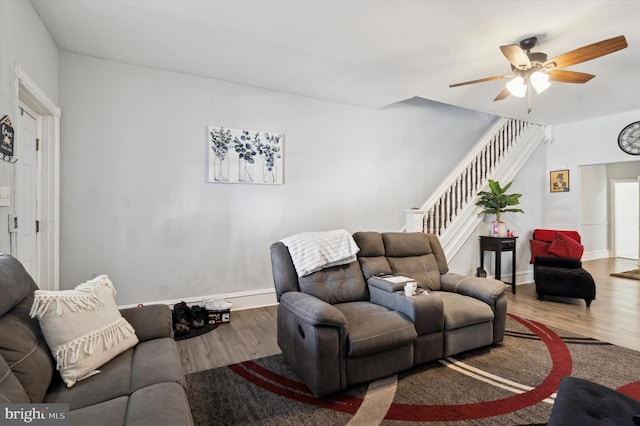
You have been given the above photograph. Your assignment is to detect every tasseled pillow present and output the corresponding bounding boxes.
[30,275,138,387]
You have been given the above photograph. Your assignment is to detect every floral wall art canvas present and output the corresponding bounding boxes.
[208,126,284,184]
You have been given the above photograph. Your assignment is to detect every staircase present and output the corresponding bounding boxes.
[405,117,546,260]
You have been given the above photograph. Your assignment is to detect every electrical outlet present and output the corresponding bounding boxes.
[0,186,10,207]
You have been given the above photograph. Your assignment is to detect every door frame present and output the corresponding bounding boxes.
[14,64,61,290]
[610,178,640,262]
[15,104,39,280]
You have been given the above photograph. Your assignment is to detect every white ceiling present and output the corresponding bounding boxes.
[31,0,640,125]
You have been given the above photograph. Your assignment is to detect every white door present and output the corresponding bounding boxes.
[15,108,38,280]
[612,180,639,260]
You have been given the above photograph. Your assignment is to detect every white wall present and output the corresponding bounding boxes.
[58,52,498,305]
[0,0,58,253]
[611,180,639,259]
[6,1,632,303]
[580,160,640,258]
[445,112,640,285]
[547,110,640,256]
[580,164,608,257]
[448,139,548,283]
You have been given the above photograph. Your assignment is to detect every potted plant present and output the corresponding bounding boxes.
[476,179,524,237]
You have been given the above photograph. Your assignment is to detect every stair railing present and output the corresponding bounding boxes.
[406,117,546,259]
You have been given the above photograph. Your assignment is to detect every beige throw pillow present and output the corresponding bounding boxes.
[29,275,138,387]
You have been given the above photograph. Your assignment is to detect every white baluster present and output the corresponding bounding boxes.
[410,118,538,237]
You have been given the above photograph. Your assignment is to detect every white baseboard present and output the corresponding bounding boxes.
[118,268,540,311]
[583,250,610,261]
[485,270,534,286]
[118,288,278,311]
[515,270,534,285]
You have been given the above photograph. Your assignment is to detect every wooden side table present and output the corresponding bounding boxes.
[479,236,518,294]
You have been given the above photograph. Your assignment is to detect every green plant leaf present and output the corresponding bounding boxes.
[475,180,524,218]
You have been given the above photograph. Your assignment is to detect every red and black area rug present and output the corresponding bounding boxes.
[186,314,640,425]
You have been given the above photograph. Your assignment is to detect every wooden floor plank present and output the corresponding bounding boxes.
[177,257,640,374]
[507,257,640,352]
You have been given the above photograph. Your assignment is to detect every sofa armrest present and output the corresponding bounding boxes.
[440,273,507,344]
[120,304,173,342]
[368,286,444,336]
[535,255,582,268]
[277,291,347,396]
[440,273,505,306]
[278,291,347,328]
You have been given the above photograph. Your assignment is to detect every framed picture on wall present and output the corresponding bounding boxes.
[207,126,284,185]
[550,170,570,193]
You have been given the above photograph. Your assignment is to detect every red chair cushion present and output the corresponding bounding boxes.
[548,232,584,260]
[533,229,581,243]
[529,239,552,264]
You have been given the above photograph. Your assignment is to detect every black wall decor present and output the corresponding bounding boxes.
[1,115,17,163]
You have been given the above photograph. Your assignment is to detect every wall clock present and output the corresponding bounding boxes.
[618,121,640,155]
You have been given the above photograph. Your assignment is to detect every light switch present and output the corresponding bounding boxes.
[0,186,11,207]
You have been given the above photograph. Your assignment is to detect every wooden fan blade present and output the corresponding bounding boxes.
[449,74,512,88]
[544,35,627,69]
[493,88,511,101]
[548,70,595,84]
[500,44,531,70]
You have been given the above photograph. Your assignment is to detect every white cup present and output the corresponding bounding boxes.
[404,281,418,297]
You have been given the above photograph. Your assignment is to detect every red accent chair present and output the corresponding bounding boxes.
[530,229,596,307]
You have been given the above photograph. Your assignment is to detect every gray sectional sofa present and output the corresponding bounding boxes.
[270,231,507,397]
[0,253,193,426]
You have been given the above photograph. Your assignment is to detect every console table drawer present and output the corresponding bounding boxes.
[501,241,516,249]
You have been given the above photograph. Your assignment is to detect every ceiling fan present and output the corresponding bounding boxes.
[450,35,628,113]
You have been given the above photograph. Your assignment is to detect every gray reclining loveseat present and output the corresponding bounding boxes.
[270,231,507,397]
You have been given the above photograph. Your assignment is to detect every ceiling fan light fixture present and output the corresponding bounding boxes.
[506,76,526,97]
[531,71,551,94]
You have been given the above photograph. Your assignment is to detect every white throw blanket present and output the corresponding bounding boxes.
[281,229,360,277]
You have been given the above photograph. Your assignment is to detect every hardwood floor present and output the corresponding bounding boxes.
[507,257,640,352]
[177,303,280,375]
[177,257,640,375]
